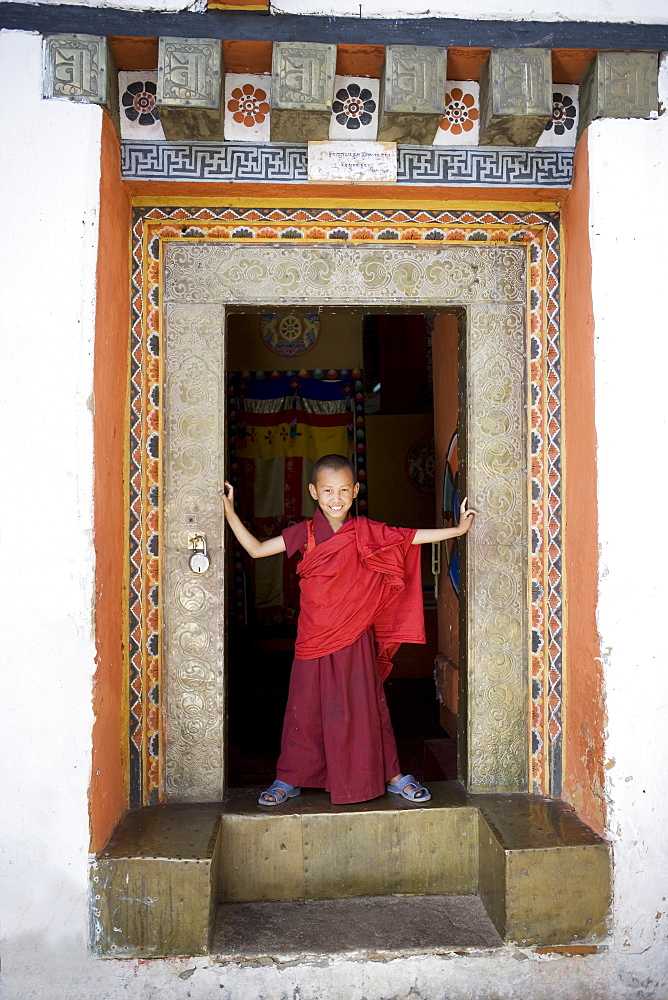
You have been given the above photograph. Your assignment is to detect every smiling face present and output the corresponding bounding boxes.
[308,466,359,529]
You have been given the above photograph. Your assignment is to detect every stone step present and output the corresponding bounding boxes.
[475,792,611,947]
[212,894,503,961]
[219,782,477,903]
[90,784,611,957]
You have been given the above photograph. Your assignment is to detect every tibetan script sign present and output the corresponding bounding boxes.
[307,141,397,184]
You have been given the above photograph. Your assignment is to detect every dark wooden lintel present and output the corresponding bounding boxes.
[1,2,668,50]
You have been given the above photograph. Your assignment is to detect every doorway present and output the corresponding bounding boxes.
[161,238,530,803]
[224,308,461,790]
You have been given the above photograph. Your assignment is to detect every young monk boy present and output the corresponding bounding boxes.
[220,454,475,807]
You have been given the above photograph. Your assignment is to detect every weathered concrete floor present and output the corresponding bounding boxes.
[212,894,503,960]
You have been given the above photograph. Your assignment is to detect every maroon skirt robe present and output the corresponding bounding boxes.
[276,509,424,804]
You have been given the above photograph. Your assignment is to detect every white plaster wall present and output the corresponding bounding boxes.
[0,22,101,962]
[274,0,668,21]
[589,53,668,979]
[2,0,668,20]
[0,0,204,12]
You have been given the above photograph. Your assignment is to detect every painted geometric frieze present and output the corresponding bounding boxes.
[129,205,564,805]
[433,82,480,146]
[157,37,224,141]
[578,51,658,138]
[396,147,573,186]
[329,76,380,141]
[379,44,448,144]
[536,85,579,148]
[260,313,321,357]
[271,41,336,141]
[479,48,553,146]
[123,142,308,182]
[121,142,574,188]
[119,72,165,141]
[224,73,271,142]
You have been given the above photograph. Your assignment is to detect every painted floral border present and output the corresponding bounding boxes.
[128,204,562,806]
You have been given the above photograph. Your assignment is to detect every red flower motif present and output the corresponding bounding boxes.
[440,87,479,136]
[227,84,270,127]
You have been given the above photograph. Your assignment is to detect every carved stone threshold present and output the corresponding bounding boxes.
[121,141,575,187]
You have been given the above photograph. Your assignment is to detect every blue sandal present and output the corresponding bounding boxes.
[258,779,301,807]
[387,774,431,802]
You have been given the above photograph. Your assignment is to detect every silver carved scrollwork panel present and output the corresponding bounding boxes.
[164,243,525,307]
[163,301,226,801]
[163,241,528,796]
[465,302,528,790]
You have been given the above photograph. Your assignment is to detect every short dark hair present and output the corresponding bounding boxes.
[311,454,355,484]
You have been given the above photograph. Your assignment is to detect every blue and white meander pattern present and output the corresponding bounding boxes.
[121,141,574,188]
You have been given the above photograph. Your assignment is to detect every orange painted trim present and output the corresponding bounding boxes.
[90,114,133,853]
[109,36,158,72]
[208,0,269,8]
[535,945,599,956]
[560,133,606,836]
[447,47,490,81]
[223,39,272,74]
[337,44,385,79]
[552,48,597,84]
[125,181,568,207]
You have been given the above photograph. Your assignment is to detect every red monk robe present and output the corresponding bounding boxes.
[277,508,425,804]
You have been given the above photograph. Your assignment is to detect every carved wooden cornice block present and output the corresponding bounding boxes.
[42,33,120,132]
[377,44,447,144]
[270,41,336,141]
[157,37,224,141]
[578,51,658,138]
[479,48,553,147]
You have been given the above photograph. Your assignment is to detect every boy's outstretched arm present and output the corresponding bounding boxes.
[412,497,476,545]
[220,481,286,559]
